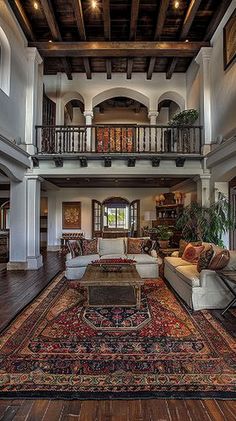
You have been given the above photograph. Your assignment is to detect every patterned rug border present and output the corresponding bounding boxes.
[0,391,236,400]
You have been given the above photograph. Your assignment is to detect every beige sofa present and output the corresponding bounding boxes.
[164,249,236,310]
[66,237,161,280]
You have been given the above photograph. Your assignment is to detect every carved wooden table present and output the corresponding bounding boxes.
[80,264,144,309]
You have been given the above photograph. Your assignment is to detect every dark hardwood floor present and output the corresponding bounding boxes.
[0,251,235,420]
[0,250,65,333]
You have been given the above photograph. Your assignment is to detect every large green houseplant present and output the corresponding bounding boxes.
[168,109,199,126]
[176,193,234,247]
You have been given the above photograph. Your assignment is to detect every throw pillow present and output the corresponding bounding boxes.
[182,243,205,264]
[208,246,230,270]
[141,239,156,254]
[179,239,202,257]
[197,245,214,272]
[67,240,82,258]
[127,238,143,254]
[81,238,98,255]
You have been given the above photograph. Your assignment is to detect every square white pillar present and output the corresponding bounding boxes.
[26,176,43,269]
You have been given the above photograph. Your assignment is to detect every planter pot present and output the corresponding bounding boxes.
[158,240,170,249]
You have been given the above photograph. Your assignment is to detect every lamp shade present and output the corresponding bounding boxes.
[144,211,156,221]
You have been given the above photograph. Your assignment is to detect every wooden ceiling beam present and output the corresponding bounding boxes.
[102,0,112,79]
[39,0,72,80]
[147,0,170,80]
[83,57,92,79]
[204,0,232,41]
[127,0,140,79]
[127,58,133,80]
[71,0,86,40]
[8,0,35,41]
[105,59,112,79]
[166,0,202,79]
[102,0,111,40]
[30,41,209,57]
[147,57,156,80]
[71,0,92,79]
[129,0,140,41]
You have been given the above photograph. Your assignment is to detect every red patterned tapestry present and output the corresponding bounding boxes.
[96,127,134,152]
[0,274,235,399]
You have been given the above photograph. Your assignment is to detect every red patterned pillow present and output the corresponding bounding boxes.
[182,243,205,264]
[197,245,214,272]
[127,238,143,254]
[81,238,98,255]
[67,240,82,258]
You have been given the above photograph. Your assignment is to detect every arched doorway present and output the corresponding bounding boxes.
[92,197,140,238]
[64,99,85,126]
[157,99,181,125]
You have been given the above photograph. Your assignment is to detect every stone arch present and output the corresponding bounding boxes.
[0,26,11,96]
[0,161,23,182]
[62,91,85,108]
[157,91,185,111]
[92,87,149,109]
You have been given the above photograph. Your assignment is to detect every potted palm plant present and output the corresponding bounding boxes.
[176,193,235,247]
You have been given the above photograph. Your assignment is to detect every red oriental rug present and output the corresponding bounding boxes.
[0,273,235,399]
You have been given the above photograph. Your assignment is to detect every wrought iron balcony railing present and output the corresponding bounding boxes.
[35,124,203,155]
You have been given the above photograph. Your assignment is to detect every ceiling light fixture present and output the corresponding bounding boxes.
[48,39,52,43]
[33,1,39,10]
[91,0,97,9]
[185,39,189,42]
[174,1,180,9]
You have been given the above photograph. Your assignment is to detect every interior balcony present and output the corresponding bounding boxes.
[34,124,203,166]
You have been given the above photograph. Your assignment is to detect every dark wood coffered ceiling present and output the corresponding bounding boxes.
[8,0,231,80]
[44,176,189,188]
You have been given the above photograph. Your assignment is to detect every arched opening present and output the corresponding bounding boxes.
[92,87,149,109]
[64,99,85,125]
[0,26,11,96]
[92,197,140,238]
[93,96,149,125]
[157,99,181,125]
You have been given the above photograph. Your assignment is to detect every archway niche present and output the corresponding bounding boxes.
[64,99,85,126]
[93,96,149,125]
[157,91,185,125]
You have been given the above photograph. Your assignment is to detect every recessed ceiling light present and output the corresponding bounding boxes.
[66,178,70,181]
[91,0,97,9]
[48,40,53,43]
[174,1,180,9]
[33,1,39,10]
[185,39,189,42]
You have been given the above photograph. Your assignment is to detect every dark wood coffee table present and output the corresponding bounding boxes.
[80,264,144,308]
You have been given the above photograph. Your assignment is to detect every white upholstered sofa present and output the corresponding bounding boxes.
[164,249,236,310]
[66,237,160,280]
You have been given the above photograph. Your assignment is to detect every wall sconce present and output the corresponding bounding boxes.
[174,191,182,204]
[155,195,160,205]
[159,194,165,205]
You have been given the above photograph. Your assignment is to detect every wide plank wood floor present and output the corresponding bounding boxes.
[0,251,235,420]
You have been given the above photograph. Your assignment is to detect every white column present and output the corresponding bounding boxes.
[148,110,159,151]
[84,110,94,151]
[26,176,43,269]
[196,174,211,207]
[195,47,213,151]
[7,176,43,270]
[47,191,60,251]
[24,48,43,155]
[7,179,27,270]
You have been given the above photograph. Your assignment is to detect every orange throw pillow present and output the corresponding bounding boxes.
[208,247,230,270]
[182,243,205,264]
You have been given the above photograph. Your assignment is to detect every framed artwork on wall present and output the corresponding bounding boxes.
[62,202,81,229]
[223,9,236,70]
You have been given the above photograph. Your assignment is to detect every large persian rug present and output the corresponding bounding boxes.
[0,273,235,399]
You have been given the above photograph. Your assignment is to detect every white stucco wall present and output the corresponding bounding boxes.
[93,107,149,124]
[0,1,28,143]
[46,187,169,245]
